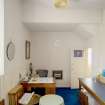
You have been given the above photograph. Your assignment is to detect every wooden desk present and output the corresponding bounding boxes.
[21,77,56,94]
[79,78,105,105]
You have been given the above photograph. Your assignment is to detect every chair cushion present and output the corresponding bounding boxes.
[39,95,64,105]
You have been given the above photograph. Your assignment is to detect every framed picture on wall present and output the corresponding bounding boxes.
[74,50,83,57]
[52,70,63,80]
[25,40,30,59]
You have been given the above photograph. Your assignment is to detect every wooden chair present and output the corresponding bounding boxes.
[8,84,40,105]
[0,98,4,105]
[79,90,89,105]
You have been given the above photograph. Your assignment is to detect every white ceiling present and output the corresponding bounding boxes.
[24,23,98,39]
[67,0,105,9]
[24,23,78,32]
[23,0,105,9]
[23,0,102,39]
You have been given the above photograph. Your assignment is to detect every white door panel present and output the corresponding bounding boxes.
[70,49,90,89]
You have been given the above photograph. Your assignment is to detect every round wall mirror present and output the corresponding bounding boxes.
[6,41,15,61]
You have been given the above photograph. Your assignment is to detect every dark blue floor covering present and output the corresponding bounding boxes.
[56,88,81,105]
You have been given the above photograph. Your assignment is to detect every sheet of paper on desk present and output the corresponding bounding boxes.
[29,77,54,83]
[19,93,34,105]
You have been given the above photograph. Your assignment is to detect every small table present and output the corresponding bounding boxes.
[21,77,56,94]
[39,95,64,105]
[79,78,105,105]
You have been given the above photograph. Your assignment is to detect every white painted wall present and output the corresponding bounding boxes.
[31,32,88,87]
[0,0,32,104]
[87,11,105,76]
[0,0,4,97]
[0,0,4,76]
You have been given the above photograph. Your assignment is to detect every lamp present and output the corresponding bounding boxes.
[54,0,68,8]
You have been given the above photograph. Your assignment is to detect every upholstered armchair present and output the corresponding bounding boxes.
[8,85,40,105]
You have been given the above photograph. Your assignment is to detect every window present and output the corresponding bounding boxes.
[0,0,4,75]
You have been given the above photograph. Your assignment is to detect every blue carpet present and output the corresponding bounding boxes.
[56,88,81,105]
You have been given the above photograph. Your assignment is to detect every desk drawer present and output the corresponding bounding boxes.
[29,83,55,88]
